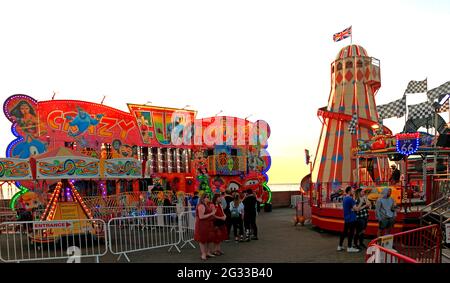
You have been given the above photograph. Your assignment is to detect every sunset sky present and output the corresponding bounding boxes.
[0,0,449,185]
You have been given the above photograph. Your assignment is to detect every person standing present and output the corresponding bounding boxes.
[354,188,370,249]
[222,190,234,241]
[389,165,401,184]
[194,193,216,260]
[375,188,397,237]
[230,193,245,242]
[337,186,360,253]
[190,191,199,209]
[242,189,258,241]
[211,194,227,256]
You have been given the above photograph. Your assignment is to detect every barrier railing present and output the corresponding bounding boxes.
[107,213,182,262]
[365,244,417,263]
[91,205,192,222]
[178,210,196,249]
[365,224,441,263]
[294,196,311,225]
[0,219,107,263]
[83,191,194,211]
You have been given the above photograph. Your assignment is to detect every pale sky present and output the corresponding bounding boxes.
[1,0,449,184]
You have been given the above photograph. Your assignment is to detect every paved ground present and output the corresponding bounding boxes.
[1,207,368,263]
[99,207,366,263]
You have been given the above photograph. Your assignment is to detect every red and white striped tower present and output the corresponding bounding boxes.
[311,45,390,188]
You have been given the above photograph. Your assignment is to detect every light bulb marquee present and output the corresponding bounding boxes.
[41,181,93,220]
[396,133,420,156]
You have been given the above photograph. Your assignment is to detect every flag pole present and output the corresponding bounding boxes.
[404,91,407,130]
[350,25,353,46]
[353,50,359,185]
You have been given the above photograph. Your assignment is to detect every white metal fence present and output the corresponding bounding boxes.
[107,213,182,262]
[0,219,107,263]
[178,210,196,249]
[0,206,197,262]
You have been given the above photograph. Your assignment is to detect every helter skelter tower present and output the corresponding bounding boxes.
[311,45,391,188]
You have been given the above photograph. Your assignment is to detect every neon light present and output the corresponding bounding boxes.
[9,185,29,211]
[396,133,420,156]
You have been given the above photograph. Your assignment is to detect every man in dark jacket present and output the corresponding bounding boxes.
[242,189,258,241]
[223,190,234,241]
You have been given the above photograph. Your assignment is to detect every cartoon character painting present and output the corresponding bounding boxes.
[135,111,152,144]
[248,149,265,172]
[65,106,104,137]
[193,150,208,174]
[12,135,47,158]
[9,100,40,137]
[17,192,44,211]
[111,139,138,158]
[211,176,225,193]
[197,174,211,194]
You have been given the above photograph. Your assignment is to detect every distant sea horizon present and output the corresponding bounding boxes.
[267,183,300,192]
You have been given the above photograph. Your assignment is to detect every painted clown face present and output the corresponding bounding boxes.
[119,145,133,157]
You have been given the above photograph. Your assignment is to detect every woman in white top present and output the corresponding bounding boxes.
[229,193,245,242]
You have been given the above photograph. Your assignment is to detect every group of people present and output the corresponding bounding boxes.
[193,189,261,261]
[337,186,397,253]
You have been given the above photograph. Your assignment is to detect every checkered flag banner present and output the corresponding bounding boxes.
[408,101,433,120]
[405,78,427,94]
[348,113,358,134]
[377,96,406,119]
[427,81,450,102]
[438,99,449,113]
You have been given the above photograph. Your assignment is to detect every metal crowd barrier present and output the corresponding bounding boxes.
[0,206,197,263]
[178,210,196,249]
[0,219,107,263]
[366,244,416,263]
[91,205,191,222]
[107,212,183,262]
[294,196,311,225]
[365,224,441,263]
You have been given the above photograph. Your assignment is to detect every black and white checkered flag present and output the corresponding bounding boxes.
[377,96,406,119]
[438,99,449,113]
[405,79,427,94]
[427,81,450,103]
[408,101,433,120]
[348,113,358,135]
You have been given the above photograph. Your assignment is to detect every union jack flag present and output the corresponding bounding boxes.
[333,26,352,42]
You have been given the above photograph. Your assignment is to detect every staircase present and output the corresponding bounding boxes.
[419,192,450,263]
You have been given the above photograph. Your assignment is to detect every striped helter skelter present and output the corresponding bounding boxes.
[311,45,390,186]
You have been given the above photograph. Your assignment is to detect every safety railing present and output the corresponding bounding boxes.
[365,224,441,263]
[0,219,107,263]
[91,205,192,222]
[294,196,311,225]
[107,213,182,262]
[178,210,196,249]
[83,191,194,211]
[365,244,417,263]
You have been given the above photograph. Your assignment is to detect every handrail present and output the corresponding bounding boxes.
[381,224,439,238]
[367,244,418,263]
[420,193,450,212]
[366,224,441,263]
[421,199,450,219]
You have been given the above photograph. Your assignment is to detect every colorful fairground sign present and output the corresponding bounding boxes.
[395,133,420,156]
[1,94,272,209]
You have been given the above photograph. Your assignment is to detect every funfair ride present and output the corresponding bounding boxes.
[0,95,272,223]
[306,45,450,236]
